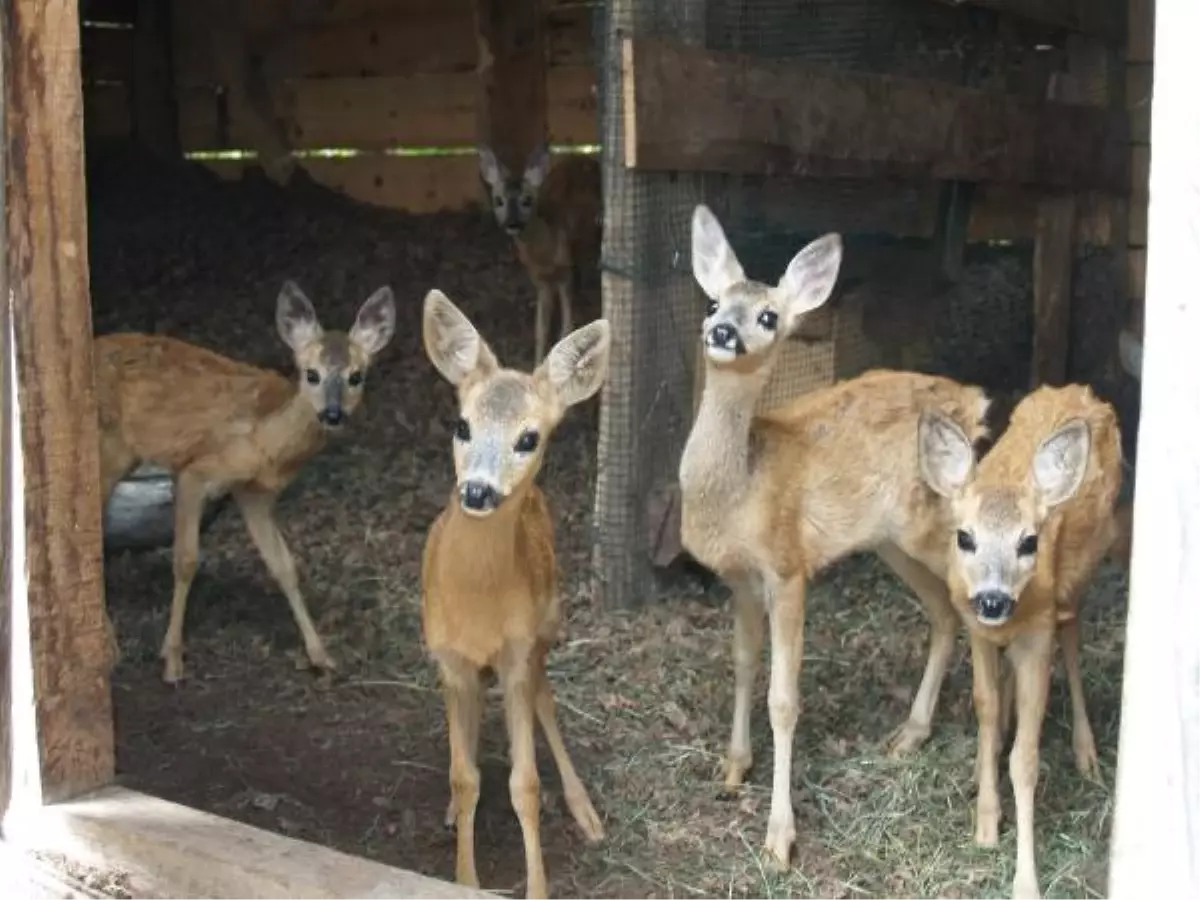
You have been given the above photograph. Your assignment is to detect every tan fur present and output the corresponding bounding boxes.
[926,384,1123,900]
[420,289,608,898]
[681,204,991,870]
[478,146,601,364]
[96,282,395,683]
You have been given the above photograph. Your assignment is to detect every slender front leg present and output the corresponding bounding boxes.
[161,471,207,683]
[534,281,554,366]
[501,653,548,899]
[235,489,335,673]
[1008,630,1054,900]
[556,278,574,343]
[724,577,765,790]
[533,662,605,843]
[440,661,484,889]
[1058,617,1100,780]
[763,574,806,871]
[970,634,1003,847]
[876,543,959,756]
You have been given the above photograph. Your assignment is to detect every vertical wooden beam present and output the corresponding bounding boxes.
[1109,1,1200,896]
[474,0,547,175]
[132,0,179,157]
[4,0,114,803]
[0,1,11,826]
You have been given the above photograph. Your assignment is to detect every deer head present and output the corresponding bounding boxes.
[275,281,396,430]
[423,288,610,516]
[478,144,552,237]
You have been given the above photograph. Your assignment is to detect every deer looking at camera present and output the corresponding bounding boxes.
[95,282,396,683]
[478,144,601,366]
[680,204,996,870]
[420,289,608,899]
[918,384,1123,900]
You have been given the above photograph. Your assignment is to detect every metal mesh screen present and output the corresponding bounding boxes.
[588,0,1106,607]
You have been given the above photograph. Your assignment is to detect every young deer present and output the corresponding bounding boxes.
[420,289,608,899]
[95,281,396,683]
[681,204,993,869]
[918,384,1124,900]
[478,144,602,366]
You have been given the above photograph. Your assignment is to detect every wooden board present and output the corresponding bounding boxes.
[1128,247,1147,298]
[202,154,485,214]
[622,36,1130,192]
[932,0,1121,41]
[4,0,115,803]
[177,66,597,151]
[1127,63,1154,144]
[1,0,11,824]
[1127,0,1157,63]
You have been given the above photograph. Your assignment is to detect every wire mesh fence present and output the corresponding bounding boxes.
[587,0,1130,608]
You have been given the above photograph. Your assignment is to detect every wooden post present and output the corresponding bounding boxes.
[474,0,547,175]
[4,0,114,803]
[132,0,179,157]
[1108,0,1200,896]
[0,2,11,825]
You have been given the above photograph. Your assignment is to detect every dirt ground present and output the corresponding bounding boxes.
[93,148,1129,899]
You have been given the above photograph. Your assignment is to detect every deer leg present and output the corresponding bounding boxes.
[876,543,959,756]
[999,658,1016,748]
[234,489,334,673]
[1007,630,1054,900]
[1058,617,1100,780]
[501,651,548,899]
[534,282,554,367]
[763,574,806,871]
[532,649,604,843]
[970,634,1003,848]
[160,471,207,683]
[97,439,138,669]
[724,576,765,790]
[556,278,574,343]
[440,659,484,888]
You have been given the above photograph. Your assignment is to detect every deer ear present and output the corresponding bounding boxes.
[538,319,611,412]
[422,289,498,386]
[276,280,323,351]
[691,204,746,301]
[350,286,396,357]
[523,143,551,190]
[1032,418,1091,508]
[775,233,842,333]
[478,145,505,189]
[919,409,975,498]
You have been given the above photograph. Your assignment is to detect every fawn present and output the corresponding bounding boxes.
[478,143,602,366]
[918,384,1124,899]
[420,288,608,899]
[680,204,995,869]
[94,281,396,683]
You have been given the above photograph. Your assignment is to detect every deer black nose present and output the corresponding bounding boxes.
[972,590,1014,623]
[319,408,344,427]
[707,323,744,354]
[461,481,500,512]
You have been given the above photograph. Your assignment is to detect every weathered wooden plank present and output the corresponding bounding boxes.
[476,0,547,173]
[202,154,486,213]
[622,37,1130,192]
[1109,3,1200,895]
[1127,0,1156,63]
[4,0,115,803]
[1,2,11,824]
[1126,62,1153,143]
[1127,246,1147,298]
[933,0,1122,41]
[1132,144,1150,199]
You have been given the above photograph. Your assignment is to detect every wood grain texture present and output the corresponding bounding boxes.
[475,0,547,173]
[5,0,114,802]
[1109,4,1200,895]
[622,36,1131,192]
[1,1,11,824]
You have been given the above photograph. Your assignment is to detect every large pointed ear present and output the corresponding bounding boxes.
[478,145,505,190]
[919,409,975,499]
[422,289,498,386]
[523,143,551,191]
[276,280,323,351]
[691,204,746,301]
[774,233,842,333]
[349,286,396,357]
[537,319,611,412]
[1032,418,1090,509]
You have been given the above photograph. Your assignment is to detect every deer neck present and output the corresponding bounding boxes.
[680,363,769,524]
[259,390,328,470]
[440,489,527,584]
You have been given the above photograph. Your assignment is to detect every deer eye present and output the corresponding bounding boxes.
[454,417,471,442]
[494,197,504,208]
[520,196,533,208]
[705,299,719,317]
[757,309,779,330]
[956,529,977,553]
[1017,534,1039,557]
[305,369,321,385]
[514,429,540,453]
[347,371,364,388]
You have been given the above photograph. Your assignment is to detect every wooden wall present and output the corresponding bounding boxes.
[80,0,599,213]
[1127,0,1154,338]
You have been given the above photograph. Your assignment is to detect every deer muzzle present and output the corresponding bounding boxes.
[971,589,1015,625]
